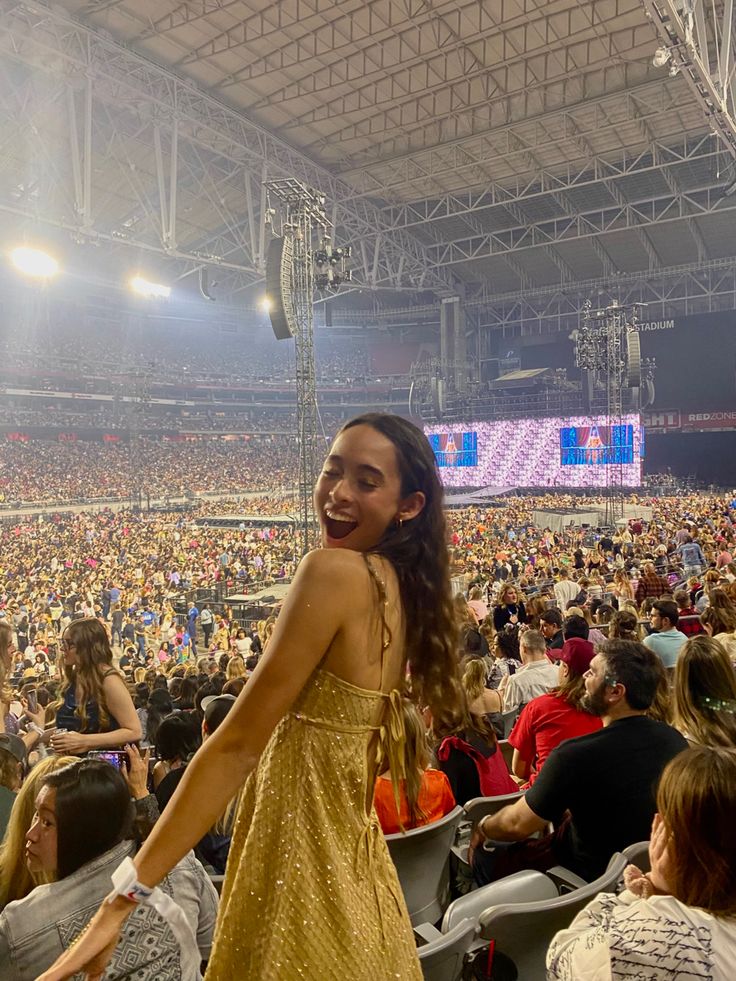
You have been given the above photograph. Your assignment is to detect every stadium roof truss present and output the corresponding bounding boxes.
[0,0,734,313]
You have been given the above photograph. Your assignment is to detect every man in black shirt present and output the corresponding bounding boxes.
[470,639,687,883]
[539,608,564,651]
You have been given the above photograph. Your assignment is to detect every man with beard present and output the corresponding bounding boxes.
[469,640,686,885]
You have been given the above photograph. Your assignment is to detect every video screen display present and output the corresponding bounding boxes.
[559,424,635,465]
[424,414,642,488]
[428,430,478,468]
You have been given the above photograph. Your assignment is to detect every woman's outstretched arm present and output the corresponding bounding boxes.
[37,548,360,981]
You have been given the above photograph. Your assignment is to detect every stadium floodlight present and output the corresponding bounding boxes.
[260,296,273,313]
[652,46,672,68]
[130,275,171,299]
[10,246,59,279]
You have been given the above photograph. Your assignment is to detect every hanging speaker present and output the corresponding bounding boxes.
[265,235,296,340]
[626,331,642,388]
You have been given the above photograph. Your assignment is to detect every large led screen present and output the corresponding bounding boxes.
[427,430,478,468]
[559,424,635,465]
[424,415,642,487]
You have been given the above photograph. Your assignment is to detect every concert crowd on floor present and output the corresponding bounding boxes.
[2,478,736,978]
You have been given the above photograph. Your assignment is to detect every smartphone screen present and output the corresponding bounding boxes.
[88,750,127,770]
[25,689,38,714]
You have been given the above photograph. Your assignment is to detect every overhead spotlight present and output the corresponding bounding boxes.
[10,246,59,279]
[668,63,680,77]
[260,296,273,313]
[130,275,171,298]
[652,46,672,68]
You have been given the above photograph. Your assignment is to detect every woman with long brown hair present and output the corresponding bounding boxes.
[40,412,463,981]
[49,618,141,756]
[673,635,736,747]
[699,589,736,664]
[549,747,736,979]
[373,698,455,834]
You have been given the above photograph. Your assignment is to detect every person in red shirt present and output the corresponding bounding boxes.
[508,637,602,787]
[674,589,705,638]
[374,699,456,835]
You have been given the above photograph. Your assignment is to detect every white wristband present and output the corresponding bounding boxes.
[109,856,154,904]
[108,855,202,977]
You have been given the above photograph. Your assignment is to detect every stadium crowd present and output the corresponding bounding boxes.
[1,478,736,978]
[0,438,301,504]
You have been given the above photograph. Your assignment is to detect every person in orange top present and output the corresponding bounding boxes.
[374,699,455,835]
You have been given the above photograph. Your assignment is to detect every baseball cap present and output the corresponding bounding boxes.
[201,694,236,734]
[558,638,596,677]
[0,733,27,768]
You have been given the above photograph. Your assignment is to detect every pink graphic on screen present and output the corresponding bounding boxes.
[424,414,642,487]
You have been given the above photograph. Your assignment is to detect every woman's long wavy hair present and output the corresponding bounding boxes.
[700,589,736,635]
[657,746,736,915]
[673,635,736,748]
[61,617,116,732]
[462,657,489,704]
[341,414,463,731]
[397,698,431,828]
[0,755,80,910]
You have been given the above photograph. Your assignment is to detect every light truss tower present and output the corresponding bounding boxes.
[577,301,643,526]
[264,179,333,555]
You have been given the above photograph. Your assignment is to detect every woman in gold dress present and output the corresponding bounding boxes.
[39,413,463,981]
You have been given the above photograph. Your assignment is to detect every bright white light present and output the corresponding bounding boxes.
[130,275,171,299]
[10,246,59,279]
[652,46,671,68]
[260,296,273,313]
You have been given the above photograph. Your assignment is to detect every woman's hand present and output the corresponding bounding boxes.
[35,894,133,981]
[49,730,90,755]
[20,697,46,730]
[647,813,673,895]
[122,744,151,800]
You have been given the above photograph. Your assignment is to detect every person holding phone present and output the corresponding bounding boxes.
[50,618,141,755]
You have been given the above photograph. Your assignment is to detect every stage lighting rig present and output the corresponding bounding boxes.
[263,177,352,554]
[576,299,652,524]
[314,239,352,291]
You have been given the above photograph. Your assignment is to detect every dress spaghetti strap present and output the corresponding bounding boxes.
[361,552,393,693]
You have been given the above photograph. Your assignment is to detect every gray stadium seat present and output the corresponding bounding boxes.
[416,918,477,981]
[463,792,525,826]
[385,805,464,925]
[500,708,518,737]
[475,852,628,978]
[441,868,559,933]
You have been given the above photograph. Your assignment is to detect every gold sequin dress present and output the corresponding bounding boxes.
[204,665,423,980]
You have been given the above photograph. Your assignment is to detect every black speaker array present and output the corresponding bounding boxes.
[265,235,296,340]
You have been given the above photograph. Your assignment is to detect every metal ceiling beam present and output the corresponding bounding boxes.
[642,0,736,158]
[294,25,657,154]
[420,185,736,267]
[380,134,721,230]
[0,0,457,295]
[340,79,692,198]
[227,0,644,109]
[331,257,736,330]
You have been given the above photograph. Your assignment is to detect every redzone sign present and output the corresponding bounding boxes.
[681,412,736,432]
